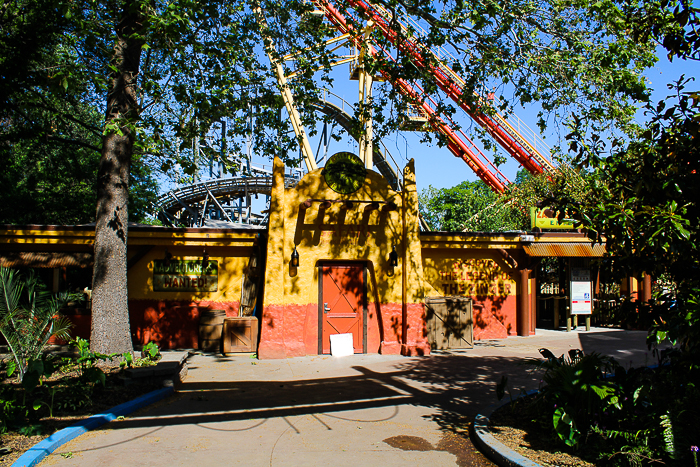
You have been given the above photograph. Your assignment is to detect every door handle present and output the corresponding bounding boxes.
[324,303,330,313]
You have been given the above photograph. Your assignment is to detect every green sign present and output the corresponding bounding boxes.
[322,152,366,195]
[530,207,576,230]
[153,259,218,292]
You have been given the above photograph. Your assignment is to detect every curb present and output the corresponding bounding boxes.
[12,386,174,467]
[473,391,543,467]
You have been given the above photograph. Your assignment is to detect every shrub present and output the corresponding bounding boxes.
[0,267,76,382]
[509,348,700,466]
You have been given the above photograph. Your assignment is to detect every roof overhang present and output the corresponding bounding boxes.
[523,242,606,257]
[0,251,93,268]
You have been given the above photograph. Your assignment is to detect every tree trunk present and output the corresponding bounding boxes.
[91,2,143,355]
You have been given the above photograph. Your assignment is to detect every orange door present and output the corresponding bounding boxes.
[320,264,365,354]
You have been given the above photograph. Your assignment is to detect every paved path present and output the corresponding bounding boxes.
[39,328,652,467]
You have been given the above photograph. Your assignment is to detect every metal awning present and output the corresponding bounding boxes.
[523,242,606,257]
[0,252,93,268]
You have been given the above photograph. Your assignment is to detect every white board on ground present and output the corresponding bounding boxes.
[330,333,354,357]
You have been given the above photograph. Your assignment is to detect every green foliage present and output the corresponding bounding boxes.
[0,0,158,225]
[0,267,75,383]
[141,342,161,362]
[21,356,57,394]
[561,1,700,355]
[418,168,593,232]
[419,179,528,231]
[525,349,621,448]
[553,406,580,447]
[0,386,23,434]
[68,337,160,371]
[33,386,60,419]
[52,382,93,413]
[511,348,700,465]
[71,337,110,385]
[119,343,161,368]
[0,336,158,433]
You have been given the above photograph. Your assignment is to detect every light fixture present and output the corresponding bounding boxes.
[202,249,210,271]
[290,245,300,268]
[389,245,398,268]
[164,249,173,267]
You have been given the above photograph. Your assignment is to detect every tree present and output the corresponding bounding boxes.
[0,0,158,226]
[563,1,700,352]
[3,0,668,353]
[419,179,528,231]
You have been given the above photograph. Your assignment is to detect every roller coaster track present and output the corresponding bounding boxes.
[311,89,401,189]
[367,2,555,173]
[155,91,404,224]
[155,174,293,224]
[314,0,557,191]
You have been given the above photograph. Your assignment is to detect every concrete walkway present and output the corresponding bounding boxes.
[38,328,653,467]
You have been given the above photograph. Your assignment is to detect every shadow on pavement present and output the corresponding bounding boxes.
[108,355,534,434]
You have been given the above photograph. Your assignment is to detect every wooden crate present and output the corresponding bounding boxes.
[223,317,259,354]
[425,297,473,350]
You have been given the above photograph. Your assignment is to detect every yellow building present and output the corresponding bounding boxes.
[0,154,607,357]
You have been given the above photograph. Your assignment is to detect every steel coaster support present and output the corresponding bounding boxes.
[316,0,547,177]
[169,192,200,225]
[314,121,330,166]
[253,3,318,173]
[314,0,507,192]
[206,187,235,224]
[199,195,209,227]
[311,89,402,189]
[358,21,374,169]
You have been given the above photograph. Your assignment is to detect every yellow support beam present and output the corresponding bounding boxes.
[253,4,317,172]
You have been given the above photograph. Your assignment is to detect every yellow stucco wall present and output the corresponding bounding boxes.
[264,157,407,306]
[127,246,250,302]
[422,250,516,298]
[0,226,259,304]
[259,155,429,358]
[420,234,521,339]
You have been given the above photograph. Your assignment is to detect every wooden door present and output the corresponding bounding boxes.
[320,264,366,354]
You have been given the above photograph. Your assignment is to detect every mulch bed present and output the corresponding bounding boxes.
[488,396,597,467]
[0,362,163,466]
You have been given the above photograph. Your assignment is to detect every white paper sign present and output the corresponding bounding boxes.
[571,281,592,314]
[330,333,354,357]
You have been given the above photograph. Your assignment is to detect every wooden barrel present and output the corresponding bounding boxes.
[198,309,226,352]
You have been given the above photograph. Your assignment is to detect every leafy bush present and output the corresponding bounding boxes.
[0,267,76,382]
[0,385,23,434]
[1,336,163,434]
[521,349,621,449]
[504,348,700,466]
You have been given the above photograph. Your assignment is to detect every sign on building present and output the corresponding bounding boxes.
[153,259,218,292]
[530,207,576,230]
[570,267,592,315]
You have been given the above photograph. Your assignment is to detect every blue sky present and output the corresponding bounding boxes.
[292,47,700,194]
[174,33,700,203]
